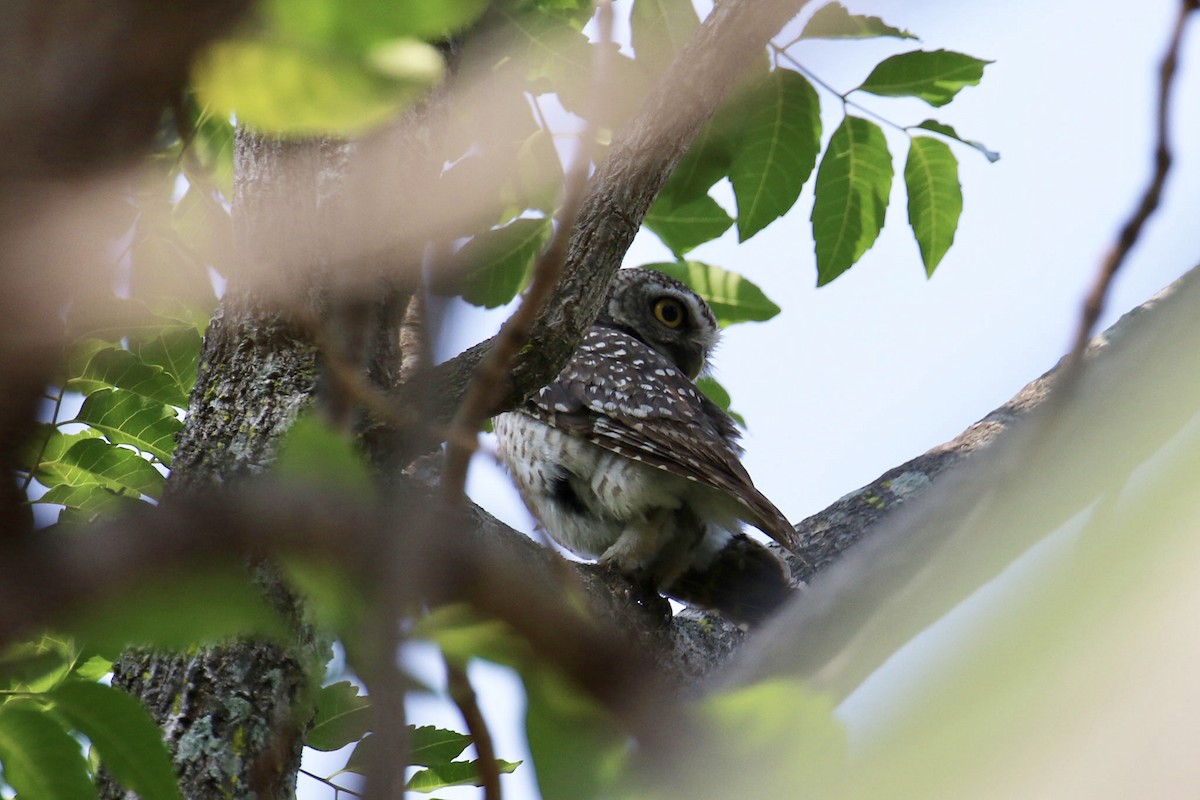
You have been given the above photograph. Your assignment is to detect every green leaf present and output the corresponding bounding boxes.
[656,123,737,211]
[905,136,962,275]
[339,727,475,776]
[412,605,533,669]
[505,12,592,88]
[264,0,488,48]
[275,413,375,500]
[50,681,183,800]
[453,218,552,308]
[73,390,182,464]
[0,635,75,693]
[37,484,146,517]
[630,0,699,75]
[38,439,166,499]
[525,668,624,800]
[0,705,97,800]
[134,326,203,396]
[800,2,917,40]
[72,655,114,682]
[912,118,1000,162]
[695,679,845,794]
[68,346,187,407]
[192,38,443,137]
[63,567,285,652]
[856,49,992,108]
[643,194,733,257]
[695,376,745,428]
[307,681,372,751]
[640,262,780,325]
[810,116,893,286]
[406,759,521,792]
[410,725,473,767]
[730,69,822,241]
[17,426,103,479]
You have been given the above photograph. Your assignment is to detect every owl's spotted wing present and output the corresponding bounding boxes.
[525,327,800,553]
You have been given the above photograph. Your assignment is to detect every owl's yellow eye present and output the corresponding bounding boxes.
[653,298,686,329]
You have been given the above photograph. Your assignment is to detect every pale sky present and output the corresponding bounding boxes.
[301,0,1200,796]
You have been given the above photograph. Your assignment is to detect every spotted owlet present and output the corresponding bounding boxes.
[493,268,798,625]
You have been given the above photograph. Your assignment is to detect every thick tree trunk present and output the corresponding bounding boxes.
[105,132,361,800]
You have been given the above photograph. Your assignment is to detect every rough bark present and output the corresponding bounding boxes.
[105,132,351,800]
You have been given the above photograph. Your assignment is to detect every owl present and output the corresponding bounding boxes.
[493,268,798,625]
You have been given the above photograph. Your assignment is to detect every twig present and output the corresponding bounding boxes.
[444,656,502,800]
[298,768,364,799]
[440,0,616,500]
[19,383,64,493]
[1064,0,1197,378]
[772,46,909,135]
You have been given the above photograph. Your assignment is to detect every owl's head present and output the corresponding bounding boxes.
[599,269,719,380]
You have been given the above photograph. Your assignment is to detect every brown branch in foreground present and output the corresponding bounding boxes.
[445,656,502,800]
[441,0,615,499]
[1065,0,1197,373]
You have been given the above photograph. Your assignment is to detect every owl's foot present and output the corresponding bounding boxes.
[597,563,673,625]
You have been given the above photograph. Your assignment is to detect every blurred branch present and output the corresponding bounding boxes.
[1064,0,1197,380]
[441,0,616,498]
[731,265,1200,698]
[445,656,501,800]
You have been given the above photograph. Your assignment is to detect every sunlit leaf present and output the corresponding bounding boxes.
[264,0,488,47]
[340,727,476,776]
[51,681,183,800]
[73,390,182,464]
[37,484,145,517]
[905,136,962,275]
[643,194,733,257]
[17,426,103,479]
[800,2,917,40]
[641,262,780,325]
[134,326,203,395]
[452,218,551,308]
[856,50,992,108]
[72,655,114,682]
[67,347,189,408]
[810,116,893,285]
[193,39,442,137]
[35,438,166,499]
[0,635,74,693]
[406,759,521,792]
[730,69,822,241]
[0,705,97,800]
[912,118,1000,162]
[307,681,372,752]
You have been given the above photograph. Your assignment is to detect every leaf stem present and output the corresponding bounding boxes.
[20,384,66,493]
[771,45,910,135]
[298,768,364,799]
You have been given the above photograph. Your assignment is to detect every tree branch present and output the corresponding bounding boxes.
[428,0,816,421]
[1063,0,1197,381]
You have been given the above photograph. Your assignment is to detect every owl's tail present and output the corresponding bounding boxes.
[665,533,795,627]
